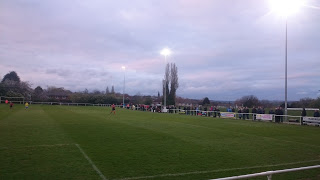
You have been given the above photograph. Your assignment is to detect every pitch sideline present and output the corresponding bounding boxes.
[0,143,73,150]
[115,159,320,180]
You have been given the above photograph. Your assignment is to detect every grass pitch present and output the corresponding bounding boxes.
[0,104,319,180]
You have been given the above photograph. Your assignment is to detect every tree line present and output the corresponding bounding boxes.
[201,95,320,109]
[0,71,161,105]
[1,70,318,108]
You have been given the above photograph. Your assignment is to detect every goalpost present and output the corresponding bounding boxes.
[0,96,25,104]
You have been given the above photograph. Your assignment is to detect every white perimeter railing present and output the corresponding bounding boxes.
[29,102,113,107]
[170,109,320,126]
[2,102,319,126]
[210,165,320,180]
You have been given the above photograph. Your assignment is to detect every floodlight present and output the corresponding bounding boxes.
[269,0,304,17]
[160,48,171,57]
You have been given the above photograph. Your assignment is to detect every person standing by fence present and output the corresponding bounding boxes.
[245,107,250,119]
[301,108,307,117]
[252,106,257,120]
[300,108,307,124]
[238,108,242,119]
[275,107,280,123]
[279,107,284,122]
[314,110,320,117]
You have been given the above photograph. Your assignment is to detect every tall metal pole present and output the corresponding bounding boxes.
[285,19,288,121]
[164,55,167,110]
[123,68,125,108]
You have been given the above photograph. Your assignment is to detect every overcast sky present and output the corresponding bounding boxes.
[1,0,320,101]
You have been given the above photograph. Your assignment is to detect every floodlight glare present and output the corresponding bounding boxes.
[269,0,304,17]
[121,66,126,70]
[160,48,171,57]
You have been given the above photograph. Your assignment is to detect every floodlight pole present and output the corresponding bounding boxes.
[164,55,167,110]
[122,67,126,108]
[160,48,171,112]
[285,19,288,122]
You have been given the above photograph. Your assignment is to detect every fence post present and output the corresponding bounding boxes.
[267,174,272,180]
[272,114,275,122]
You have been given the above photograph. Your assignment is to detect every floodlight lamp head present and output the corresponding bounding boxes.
[269,0,304,17]
[160,48,171,57]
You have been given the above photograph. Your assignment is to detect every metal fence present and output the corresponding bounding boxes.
[168,109,320,126]
[2,101,319,126]
[210,165,320,180]
[30,102,113,107]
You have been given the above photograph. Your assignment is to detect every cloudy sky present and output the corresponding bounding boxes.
[1,0,320,101]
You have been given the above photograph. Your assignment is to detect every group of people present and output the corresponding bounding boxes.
[238,107,250,120]
[4,99,29,110]
[179,106,221,117]
[301,108,320,117]
[274,107,284,123]
[111,103,320,120]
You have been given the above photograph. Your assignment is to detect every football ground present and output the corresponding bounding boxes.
[0,104,320,180]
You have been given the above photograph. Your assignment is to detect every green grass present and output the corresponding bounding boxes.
[0,104,319,180]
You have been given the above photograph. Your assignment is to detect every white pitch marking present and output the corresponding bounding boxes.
[0,143,73,150]
[115,159,320,180]
[75,144,107,180]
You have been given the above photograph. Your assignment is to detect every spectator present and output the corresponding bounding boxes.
[243,107,247,120]
[314,110,320,117]
[257,107,262,114]
[245,107,250,119]
[301,108,307,117]
[252,106,257,120]
[269,109,274,114]
[209,106,213,117]
[275,107,281,123]
[279,107,284,122]
[216,107,221,117]
[238,108,242,119]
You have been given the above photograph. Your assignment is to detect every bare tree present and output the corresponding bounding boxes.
[111,85,115,94]
[235,95,260,108]
[162,63,170,105]
[169,63,179,105]
[162,63,179,106]
[106,86,110,94]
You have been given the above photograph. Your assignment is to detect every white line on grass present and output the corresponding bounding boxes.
[115,159,320,180]
[75,144,107,180]
[0,143,74,150]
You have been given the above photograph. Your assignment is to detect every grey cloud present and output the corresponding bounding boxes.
[1,0,320,101]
